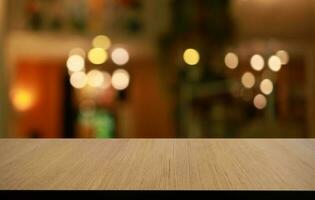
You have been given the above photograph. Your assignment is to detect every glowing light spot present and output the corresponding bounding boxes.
[250,54,264,71]
[87,70,104,88]
[88,48,108,65]
[268,55,282,72]
[92,35,111,50]
[69,48,86,58]
[112,69,130,90]
[260,79,273,95]
[111,48,130,66]
[70,71,87,89]
[241,72,255,89]
[11,88,35,112]
[224,52,239,69]
[276,50,289,65]
[183,48,200,66]
[253,94,267,109]
[67,55,85,72]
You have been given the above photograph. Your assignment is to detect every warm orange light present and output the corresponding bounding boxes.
[268,55,282,72]
[241,72,255,89]
[88,48,108,65]
[253,94,267,109]
[224,52,239,69]
[112,69,130,90]
[276,50,289,65]
[183,48,200,66]
[250,54,264,71]
[92,35,111,50]
[11,88,35,112]
[111,48,130,66]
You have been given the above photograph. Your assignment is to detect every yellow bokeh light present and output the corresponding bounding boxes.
[111,48,130,66]
[87,69,104,88]
[112,69,130,90]
[241,72,255,89]
[66,55,85,72]
[11,88,35,112]
[183,48,200,66]
[268,55,282,72]
[70,71,87,89]
[92,35,111,50]
[250,54,264,71]
[88,48,108,65]
[224,52,239,69]
[276,50,289,65]
[69,48,86,58]
[260,79,273,95]
[253,94,267,109]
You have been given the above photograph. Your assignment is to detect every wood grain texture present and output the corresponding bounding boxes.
[0,139,314,190]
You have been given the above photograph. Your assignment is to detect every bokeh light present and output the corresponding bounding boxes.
[111,48,130,66]
[92,35,111,50]
[241,72,255,89]
[66,55,85,72]
[70,71,87,89]
[253,94,267,109]
[260,79,273,95]
[250,54,264,71]
[11,88,35,112]
[111,69,130,90]
[88,48,108,65]
[268,55,282,72]
[224,52,239,69]
[183,48,200,65]
[276,50,289,65]
[87,69,104,88]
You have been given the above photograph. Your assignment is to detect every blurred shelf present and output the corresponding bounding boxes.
[0,139,314,190]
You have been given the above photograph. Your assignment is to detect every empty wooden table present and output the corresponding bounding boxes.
[0,139,314,190]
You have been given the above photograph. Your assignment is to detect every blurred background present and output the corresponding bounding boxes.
[0,0,314,138]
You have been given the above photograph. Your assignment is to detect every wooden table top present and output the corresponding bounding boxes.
[0,139,314,190]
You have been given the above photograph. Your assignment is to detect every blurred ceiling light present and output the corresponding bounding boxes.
[111,69,130,90]
[241,72,255,89]
[224,52,239,69]
[250,54,264,71]
[260,79,273,95]
[111,48,130,66]
[253,94,267,109]
[276,50,289,65]
[69,48,86,58]
[268,55,282,72]
[67,55,85,72]
[70,71,87,89]
[87,69,104,88]
[92,35,111,50]
[183,48,200,66]
[102,71,111,89]
[88,48,108,65]
[11,88,35,112]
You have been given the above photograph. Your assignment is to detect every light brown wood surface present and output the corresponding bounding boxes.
[0,139,315,190]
